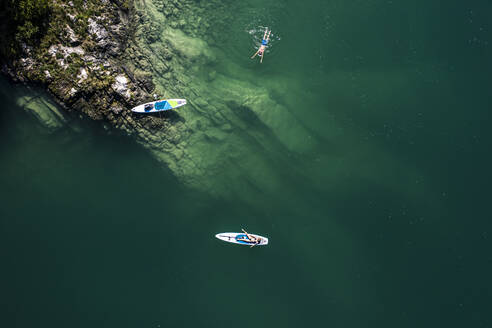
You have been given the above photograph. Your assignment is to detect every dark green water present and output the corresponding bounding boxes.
[1,0,492,327]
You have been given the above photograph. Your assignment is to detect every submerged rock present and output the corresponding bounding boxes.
[2,0,304,196]
[14,87,67,130]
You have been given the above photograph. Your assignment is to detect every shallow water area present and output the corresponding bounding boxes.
[2,0,492,327]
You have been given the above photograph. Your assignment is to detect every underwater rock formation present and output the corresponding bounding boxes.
[1,0,317,197]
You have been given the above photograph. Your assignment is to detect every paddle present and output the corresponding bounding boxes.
[242,228,259,248]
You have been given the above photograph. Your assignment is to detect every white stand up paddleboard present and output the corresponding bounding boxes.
[215,232,269,246]
[131,99,186,113]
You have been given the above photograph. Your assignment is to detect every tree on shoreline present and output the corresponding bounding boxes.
[0,0,51,59]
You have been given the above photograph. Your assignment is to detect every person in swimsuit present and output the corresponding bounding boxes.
[238,228,262,247]
[251,28,271,63]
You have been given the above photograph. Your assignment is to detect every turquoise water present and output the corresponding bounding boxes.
[1,0,492,327]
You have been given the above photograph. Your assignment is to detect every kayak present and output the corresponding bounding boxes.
[215,232,269,246]
[131,99,186,113]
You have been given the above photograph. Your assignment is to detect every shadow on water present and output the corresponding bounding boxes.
[0,83,14,126]
[224,100,313,187]
[131,109,185,124]
[226,100,262,125]
[226,100,287,153]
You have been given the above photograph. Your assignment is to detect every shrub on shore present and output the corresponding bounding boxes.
[0,0,52,59]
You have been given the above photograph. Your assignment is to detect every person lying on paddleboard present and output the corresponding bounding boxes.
[251,28,271,63]
[238,229,262,247]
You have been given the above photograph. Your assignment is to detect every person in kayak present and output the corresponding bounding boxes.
[251,28,271,63]
[238,229,262,247]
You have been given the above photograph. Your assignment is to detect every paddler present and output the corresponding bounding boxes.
[238,228,262,247]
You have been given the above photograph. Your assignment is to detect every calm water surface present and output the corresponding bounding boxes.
[1,0,492,327]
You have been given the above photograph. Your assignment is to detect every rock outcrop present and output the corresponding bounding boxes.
[2,0,150,129]
[1,0,308,196]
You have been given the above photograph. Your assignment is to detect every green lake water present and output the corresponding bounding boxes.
[1,0,492,327]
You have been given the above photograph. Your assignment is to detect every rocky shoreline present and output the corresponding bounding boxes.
[0,0,243,193]
[1,0,173,136]
[1,0,304,196]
